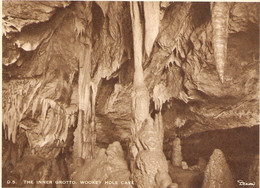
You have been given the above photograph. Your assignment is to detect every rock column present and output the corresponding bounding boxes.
[73,2,96,161]
[130,2,173,188]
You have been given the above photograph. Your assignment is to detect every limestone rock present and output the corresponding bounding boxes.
[1,2,259,187]
[72,141,133,188]
[3,1,70,34]
[171,137,183,167]
[144,2,160,57]
[202,149,235,188]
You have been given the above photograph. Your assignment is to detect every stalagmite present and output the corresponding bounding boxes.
[144,2,160,57]
[211,2,230,83]
[171,137,183,167]
[202,149,235,188]
[130,2,174,187]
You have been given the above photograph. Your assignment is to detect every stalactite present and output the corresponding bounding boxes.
[73,2,95,160]
[3,79,41,143]
[130,2,174,188]
[74,45,92,160]
[144,2,160,57]
[153,83,171,111]
[211,2,230,83]
[90,81,99,158]
[91,1,126,98]
[130,1,150,129]
[2,77,77,148]
[25,96,77,148]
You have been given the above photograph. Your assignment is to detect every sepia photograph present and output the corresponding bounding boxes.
[2,1,259,187]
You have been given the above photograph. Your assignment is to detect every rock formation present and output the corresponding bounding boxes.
[202,149,235,188]
[2,1,259,187]
[129,3,173,187]
[171,137,183,167]
[72,141,133,188]
[211,2,231,83]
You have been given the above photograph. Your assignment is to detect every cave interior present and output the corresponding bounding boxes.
[2,1,259,188]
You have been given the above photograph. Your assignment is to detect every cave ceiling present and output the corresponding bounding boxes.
[2,1,259,149]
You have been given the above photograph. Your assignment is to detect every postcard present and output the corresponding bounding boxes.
[1,1,259,188]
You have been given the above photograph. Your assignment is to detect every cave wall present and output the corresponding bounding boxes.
[2,1,259,187]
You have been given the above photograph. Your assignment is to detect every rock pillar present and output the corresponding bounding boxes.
[171,137,183,167]
[73,2,96,161]
[129,2,173,188]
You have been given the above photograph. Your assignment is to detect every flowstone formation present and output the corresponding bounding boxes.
[131,115,173,188]
[2,1,259,188]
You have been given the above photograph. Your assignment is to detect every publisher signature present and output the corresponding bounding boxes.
[237,180,256,186]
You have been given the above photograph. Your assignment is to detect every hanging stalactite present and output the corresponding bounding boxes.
[130,2,150,131]
[144,2,160,57]
[26,96,77,148]
[211,2,230,83]
[73,2,95,160]
[3,77,77,148]
[2,79,41,143]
